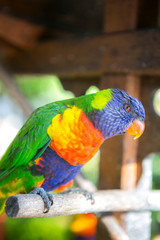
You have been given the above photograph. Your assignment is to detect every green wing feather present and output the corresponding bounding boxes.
[0,102,68,178]
[0,92,98,179]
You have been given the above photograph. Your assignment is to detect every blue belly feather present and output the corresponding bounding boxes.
[29,147,82,191]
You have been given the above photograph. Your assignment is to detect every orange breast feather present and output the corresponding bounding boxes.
[47,106,104,166]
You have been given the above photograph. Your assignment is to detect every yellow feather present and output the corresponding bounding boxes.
[91,89,113,110]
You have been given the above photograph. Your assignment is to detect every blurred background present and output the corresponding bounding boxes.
[0,0,160,239]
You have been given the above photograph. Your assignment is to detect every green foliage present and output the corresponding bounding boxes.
[5,216,73,240]
[16,75,74,108]
[152,154,160,189]
[85,85,99,95]
[152,89,160,117]
[152,154,160,239]
[0,81,4,94]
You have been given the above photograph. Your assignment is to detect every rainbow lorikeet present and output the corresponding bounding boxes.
[0,89,145,215]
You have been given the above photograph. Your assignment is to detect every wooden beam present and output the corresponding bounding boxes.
[0,13,44,48]
[98,3,139,238]
[3,29,160,76]
[137,76,160,161]
[121,75,140,189]
[103,0,138,33]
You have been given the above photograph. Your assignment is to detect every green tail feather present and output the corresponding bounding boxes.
[0,185,15,215]
[0,169,25,216]
[0,167,44,215]
[0,196,7,215]
[0,179,24,216]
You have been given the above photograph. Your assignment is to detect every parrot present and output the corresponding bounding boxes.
[0,88,145,215]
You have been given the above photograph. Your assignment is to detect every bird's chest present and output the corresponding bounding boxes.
[47,107,104,166]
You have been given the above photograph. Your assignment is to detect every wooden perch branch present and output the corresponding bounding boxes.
[5,190,160,218]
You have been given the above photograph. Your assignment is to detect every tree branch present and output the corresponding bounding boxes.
[100,215,129,240]
[0,65,33,117]
[5,190,160,218]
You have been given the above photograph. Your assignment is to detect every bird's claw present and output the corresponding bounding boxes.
[64,188,95,204]
[83,190,95,204]
[29,187,54,213]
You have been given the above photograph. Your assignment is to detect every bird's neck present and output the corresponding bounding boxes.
[87,108,125,140]
[72,93,124,140]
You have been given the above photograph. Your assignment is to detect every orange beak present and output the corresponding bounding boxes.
[125,119,145,139]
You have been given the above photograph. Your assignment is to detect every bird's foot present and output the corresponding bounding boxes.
[64,188,95,204]
[29,187,53,213]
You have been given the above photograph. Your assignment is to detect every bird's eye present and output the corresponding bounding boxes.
[124,104,131,112]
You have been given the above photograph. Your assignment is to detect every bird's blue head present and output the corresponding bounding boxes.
[90,89,145,139]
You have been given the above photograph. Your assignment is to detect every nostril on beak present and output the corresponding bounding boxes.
[139,117,145,122]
